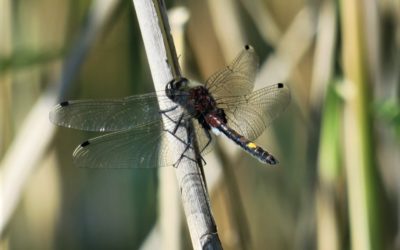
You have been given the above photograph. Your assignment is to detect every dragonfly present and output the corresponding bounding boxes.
[50,45,290,168]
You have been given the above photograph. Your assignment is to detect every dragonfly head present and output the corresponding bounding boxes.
[166,77,189,101]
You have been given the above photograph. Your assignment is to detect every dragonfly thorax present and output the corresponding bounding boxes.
[166,78,227,131]
[191,87,227,131]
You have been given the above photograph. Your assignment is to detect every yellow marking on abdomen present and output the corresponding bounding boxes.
[247,142,257,149]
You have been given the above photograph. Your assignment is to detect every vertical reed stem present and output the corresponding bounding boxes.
[132,0,222,249]
[340,0,381,249]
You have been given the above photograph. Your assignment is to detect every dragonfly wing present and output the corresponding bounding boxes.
[218,83,290,141]
[72,122,172,168]
[205,45,258,98]
[50,93,174,132]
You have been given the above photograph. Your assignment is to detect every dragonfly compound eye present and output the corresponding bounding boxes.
[165,80,175,98]
[173,77,188,90]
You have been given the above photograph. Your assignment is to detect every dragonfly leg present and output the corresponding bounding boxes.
[162,114,206,167]
[195,153,207,166]
[162,113,191,146]
[172,142,193,167]
[163,129,195,167]
[201,128,212,154]
[187,125,207,166]
[174,154,201,167]
[179,126,209,166]
[173,143,203,167]
[172,113,184,134]
[159,105,178,113]
[163,129,190,147]
[172,124,207,167]
[173,124,197,167]
[160,107,189,143]
[163,128,199,168]
[159,105,179,124]
[160,107,188,136]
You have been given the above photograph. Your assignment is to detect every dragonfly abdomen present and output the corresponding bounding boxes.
[206,115,278,165]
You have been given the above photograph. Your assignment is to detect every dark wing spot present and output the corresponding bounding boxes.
[60,101,69,107]
[244,44,250,50]
[277,83,284,88]
[80,141,90,147]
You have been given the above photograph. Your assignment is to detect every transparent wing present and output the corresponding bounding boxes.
[50,93,175,132]
[72,116,208,169]
[216,83,290,141]
[205,45,258,98]
[72,122,174,168]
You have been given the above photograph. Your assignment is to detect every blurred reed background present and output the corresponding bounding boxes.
[0,0,399,249]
